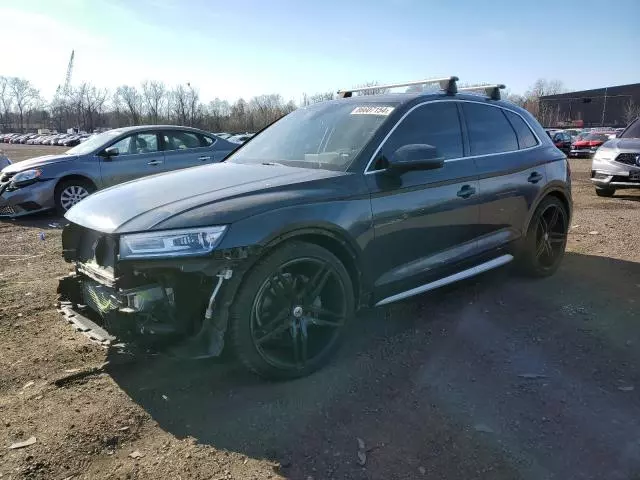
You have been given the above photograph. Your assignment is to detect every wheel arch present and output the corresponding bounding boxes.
[54,174,98,194]
[263,227,368,309]
[524,185,572,233]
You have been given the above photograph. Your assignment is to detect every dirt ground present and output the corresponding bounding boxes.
[1,143,640,480]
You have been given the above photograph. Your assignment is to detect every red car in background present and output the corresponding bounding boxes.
[570,133,610,158]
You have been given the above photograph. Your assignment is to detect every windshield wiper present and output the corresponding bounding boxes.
[261,162,286,166]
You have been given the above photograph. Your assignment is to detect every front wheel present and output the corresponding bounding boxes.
[595,187,615,197]
[518,196,569,277]
[54,179,96,215]
[228,241,354,380]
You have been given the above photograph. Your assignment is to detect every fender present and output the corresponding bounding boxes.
[523,180,572,234]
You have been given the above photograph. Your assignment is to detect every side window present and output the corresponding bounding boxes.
[375,102,463,169]
[109,136,133,155]
[199,134,215,147]
[163,131,203,151]
[462,103,518,155]
[132,133,159,154]
[109,133,159,156]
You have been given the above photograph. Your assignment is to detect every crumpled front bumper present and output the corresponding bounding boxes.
[0,180,56,217]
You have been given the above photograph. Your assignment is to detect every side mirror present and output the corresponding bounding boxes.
[388,144,445,172]
[101,146,119,159]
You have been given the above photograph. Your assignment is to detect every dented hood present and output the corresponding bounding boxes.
[65,162,345,234]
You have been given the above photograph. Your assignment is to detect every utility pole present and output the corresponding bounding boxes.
[601,87,608,127]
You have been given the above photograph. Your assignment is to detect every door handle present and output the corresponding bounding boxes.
[198,156,212,161]
[528,172,543,184]
[457,185,476,199]
[147,160,163,166]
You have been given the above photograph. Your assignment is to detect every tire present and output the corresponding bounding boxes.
[54,178,96,215]
[228,241,354,380]
[518,196,568,278]
[595,187,615,197]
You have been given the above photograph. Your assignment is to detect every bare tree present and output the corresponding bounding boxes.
[9,77,38,132]
[206,98,231,131]
[0,76,13,131]
[169,85,189,125]
[79,83,108,131]
[142,80,167,124]
[115,85,143,125]
[623,99,640,125]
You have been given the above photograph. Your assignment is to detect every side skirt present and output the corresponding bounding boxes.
[375,254,513,307]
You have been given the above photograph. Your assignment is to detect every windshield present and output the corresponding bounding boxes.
[65,130,123,155]
[620,118,640,139]
[585,133,609,141]
[228,101,397,171]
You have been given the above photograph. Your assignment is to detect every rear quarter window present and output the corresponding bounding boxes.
[505,110,539,149]
[462,103,518,155]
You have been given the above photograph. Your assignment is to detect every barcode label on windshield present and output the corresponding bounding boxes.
[350,106,395,116]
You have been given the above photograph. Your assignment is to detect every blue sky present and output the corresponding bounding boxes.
[2,0,639,103]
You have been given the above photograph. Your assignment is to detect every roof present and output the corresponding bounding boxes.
[107,125,209,134]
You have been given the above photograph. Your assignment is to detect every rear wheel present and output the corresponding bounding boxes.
[518,196,568,277]
[54,178,96,215]
[595,187,615,197]
[228,241,354,379]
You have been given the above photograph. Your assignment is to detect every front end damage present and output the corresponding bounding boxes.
[57,223,254,357]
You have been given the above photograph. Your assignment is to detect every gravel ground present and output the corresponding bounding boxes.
[1,144,640,479]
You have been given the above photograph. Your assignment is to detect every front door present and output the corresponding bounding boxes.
[99,131,164,187]
[364,101,481,302]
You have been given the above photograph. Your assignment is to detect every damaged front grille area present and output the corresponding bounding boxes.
[82,280,120,314]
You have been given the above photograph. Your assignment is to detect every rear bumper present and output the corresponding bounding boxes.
[0,180,56,217]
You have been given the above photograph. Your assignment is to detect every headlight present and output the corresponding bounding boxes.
[593,149,613,161]
[11,168,42,185]
[119,226,227,260]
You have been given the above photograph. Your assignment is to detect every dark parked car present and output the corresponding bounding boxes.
[0,125,237,217]
[551,130,572,154]
[58,78,572,379]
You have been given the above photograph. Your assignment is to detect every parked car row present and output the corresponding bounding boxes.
[544,127,625,157]
[0,132,94,147]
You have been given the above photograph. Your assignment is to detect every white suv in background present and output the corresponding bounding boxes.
[591,117,640,197]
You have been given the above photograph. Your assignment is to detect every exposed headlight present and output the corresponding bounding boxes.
[119,226,227,260]
[11,168,42,185]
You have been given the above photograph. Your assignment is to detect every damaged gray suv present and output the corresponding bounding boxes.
[58,77,572,379]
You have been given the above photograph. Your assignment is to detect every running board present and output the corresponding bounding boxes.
[375,254,514,307]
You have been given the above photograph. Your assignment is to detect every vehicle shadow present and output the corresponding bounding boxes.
[107,252,640,478]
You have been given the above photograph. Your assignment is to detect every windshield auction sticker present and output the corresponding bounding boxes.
[350,106,395,116]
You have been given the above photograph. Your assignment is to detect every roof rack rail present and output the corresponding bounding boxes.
[457,84,506,100]
[337,76,458,98]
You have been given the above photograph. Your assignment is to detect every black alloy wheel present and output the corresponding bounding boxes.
[519,196,568,277]
[229,242,354,379]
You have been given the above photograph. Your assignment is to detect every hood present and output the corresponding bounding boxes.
[65,162,347,234]
[602,138,640,151]
[2,154,75,173]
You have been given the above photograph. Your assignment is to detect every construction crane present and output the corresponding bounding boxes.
[62,50,74,97]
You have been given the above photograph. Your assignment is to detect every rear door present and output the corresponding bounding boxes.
[462,102,546,253]
[161,130,226,171]
[365,101,482,302]
[99,131,164,187]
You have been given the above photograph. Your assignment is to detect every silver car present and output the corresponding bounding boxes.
[591,117,640,197]
[0,125,237,217]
